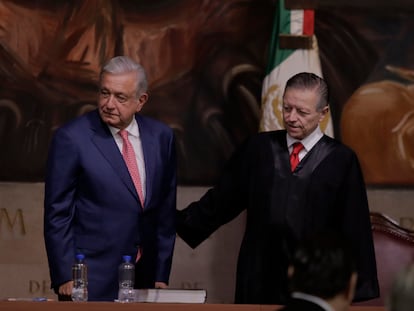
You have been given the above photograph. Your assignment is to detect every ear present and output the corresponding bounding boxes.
[318,105,329,122]
[136,93,148,112]
[287,265,295,278]
[345,272,358,302]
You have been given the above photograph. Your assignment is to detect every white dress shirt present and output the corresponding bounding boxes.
[292,292,334,311]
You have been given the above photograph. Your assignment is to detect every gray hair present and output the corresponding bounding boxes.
[283,72,329,111]
[387,263,414,311]
[100,56,148,96]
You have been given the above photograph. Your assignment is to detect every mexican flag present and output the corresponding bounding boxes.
[260,0,334,137]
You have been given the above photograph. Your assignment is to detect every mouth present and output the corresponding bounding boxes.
[287,123,299,129]
[101,110,119,117]
[286,124,303,135]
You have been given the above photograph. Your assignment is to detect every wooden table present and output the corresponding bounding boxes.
[0,301,386,311]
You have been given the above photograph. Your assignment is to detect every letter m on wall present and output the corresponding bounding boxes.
[0,208,26,236]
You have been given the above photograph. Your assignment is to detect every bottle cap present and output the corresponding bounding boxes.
[122,255,132,262]
[76,253,85,261]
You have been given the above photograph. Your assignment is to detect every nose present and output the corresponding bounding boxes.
[104,95,116,108]
[285,109,298,122]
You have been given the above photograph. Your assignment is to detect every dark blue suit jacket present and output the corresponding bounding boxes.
[44,109,177,301]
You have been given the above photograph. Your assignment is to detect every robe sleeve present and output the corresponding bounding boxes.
[176,140,250,248]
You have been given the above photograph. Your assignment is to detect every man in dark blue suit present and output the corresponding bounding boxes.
[280,234,357,311]
[44,56,177,301]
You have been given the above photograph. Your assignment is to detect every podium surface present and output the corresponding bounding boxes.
[0,301,386,311]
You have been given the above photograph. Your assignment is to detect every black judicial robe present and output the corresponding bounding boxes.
[177,130,379,304]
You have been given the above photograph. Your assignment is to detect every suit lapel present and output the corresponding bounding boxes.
[89,110,139,202]
[136,114,155,207]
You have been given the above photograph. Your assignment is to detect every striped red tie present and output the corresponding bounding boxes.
[119,129,144,207]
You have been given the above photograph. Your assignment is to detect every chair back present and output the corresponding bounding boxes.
[355,212,414,306]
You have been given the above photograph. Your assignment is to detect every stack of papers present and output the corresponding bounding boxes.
[134,289,207,303]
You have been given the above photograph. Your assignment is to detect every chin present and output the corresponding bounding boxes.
[287,131,303,140]
[101,115,118,125]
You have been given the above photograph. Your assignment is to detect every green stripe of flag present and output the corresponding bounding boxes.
[265,0,295,74]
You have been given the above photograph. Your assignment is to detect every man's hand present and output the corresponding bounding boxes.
[59,281,74,296]
[155,282,168,289]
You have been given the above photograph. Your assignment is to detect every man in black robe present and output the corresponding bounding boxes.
[176,72,379,304]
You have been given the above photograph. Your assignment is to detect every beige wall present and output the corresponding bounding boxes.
[0,182,413,302]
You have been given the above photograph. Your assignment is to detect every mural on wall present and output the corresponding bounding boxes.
[312,3,414,187]
[0,0,274,184]
[338,13,414,186]
[0,0,413,185]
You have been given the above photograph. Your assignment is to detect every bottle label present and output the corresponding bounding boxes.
[118,288,135,303]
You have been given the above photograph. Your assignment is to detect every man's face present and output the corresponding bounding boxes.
[98,71,147,129]
[282,88,328,140]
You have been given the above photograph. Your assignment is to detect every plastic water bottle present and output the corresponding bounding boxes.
[71,253,88,301]
[118,255,135,303]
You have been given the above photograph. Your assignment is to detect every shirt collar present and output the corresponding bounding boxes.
[286,126,323,152]
[292,292,334,311]
[108,118,140,138]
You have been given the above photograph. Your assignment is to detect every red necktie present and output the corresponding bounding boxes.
[290,142,304,172]
[119,129,144,207]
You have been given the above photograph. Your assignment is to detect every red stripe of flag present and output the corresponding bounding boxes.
[302,10,314,35]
